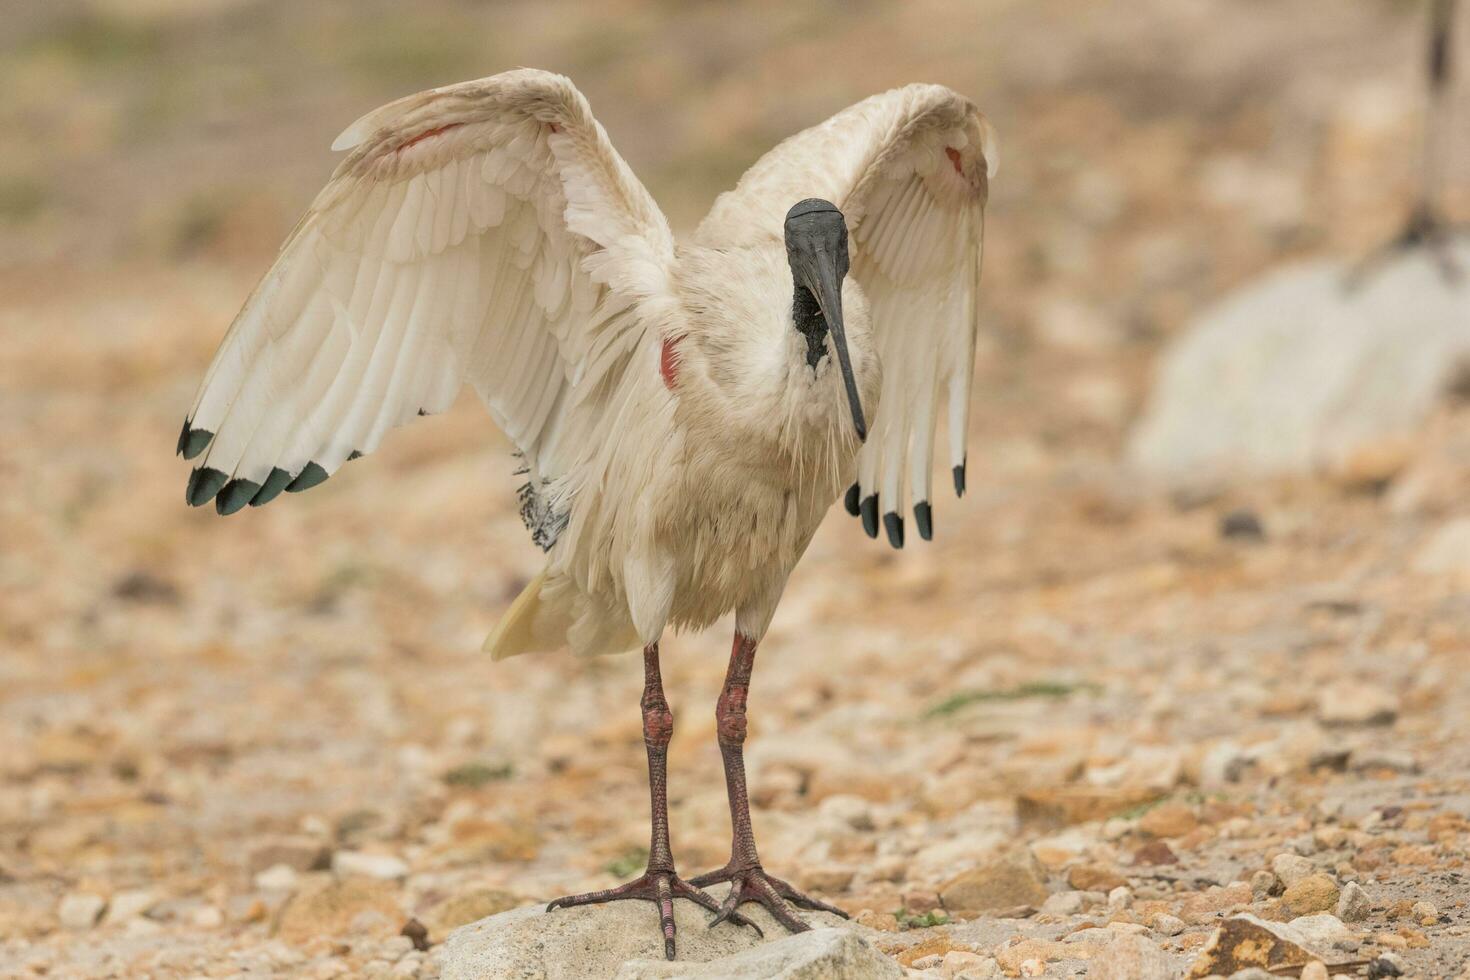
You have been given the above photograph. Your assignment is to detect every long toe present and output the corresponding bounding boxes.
[767,873,851,918]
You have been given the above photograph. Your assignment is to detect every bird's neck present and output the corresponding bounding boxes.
[791,285,828,369]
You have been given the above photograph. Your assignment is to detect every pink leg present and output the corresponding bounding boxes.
[690,634,850,933]
[545,642,759,959]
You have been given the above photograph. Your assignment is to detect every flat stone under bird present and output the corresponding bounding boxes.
[177,69,993,958]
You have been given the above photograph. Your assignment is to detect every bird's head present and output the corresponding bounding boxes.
[785,198,867,442]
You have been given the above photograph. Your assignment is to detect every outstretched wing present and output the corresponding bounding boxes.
[178,69,673,545]
[696,84,994,548]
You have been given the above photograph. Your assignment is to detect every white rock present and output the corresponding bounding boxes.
[192,905,224,928]
[1316,682,1398,727]
[1040,891,1088,916]
[439,895,869,980]
[334,850,410,880]
[104,888,159,923]
[254,863,299,892]
[1106,886,1133,912]
[1129,242,1470,482]
[1287,913,1356,950]
[58,892,106,930]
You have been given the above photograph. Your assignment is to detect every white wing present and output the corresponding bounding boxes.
[179,69,674,546]
[697,84,994,548]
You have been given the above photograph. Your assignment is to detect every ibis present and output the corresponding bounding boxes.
[177,70,994,958]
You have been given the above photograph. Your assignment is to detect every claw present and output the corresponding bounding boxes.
[686,865,844,936]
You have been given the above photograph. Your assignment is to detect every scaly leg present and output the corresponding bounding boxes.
[690,633,849,934]
[546,641,760,959]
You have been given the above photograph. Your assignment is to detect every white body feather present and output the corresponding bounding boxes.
[179,70,992,659]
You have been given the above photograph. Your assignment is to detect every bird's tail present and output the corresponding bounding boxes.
[483,571,639,660]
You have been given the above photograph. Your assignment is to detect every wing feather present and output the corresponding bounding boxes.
[180,70,674,537]
[696,83,993,546]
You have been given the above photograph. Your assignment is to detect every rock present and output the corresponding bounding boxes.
[421,888,520,942]
[938,853,1049,915]
[1411,900,1439,925]
[1337,881,1371,922]
[1413,517,1470,578]
[1138,802,1198,838]
[1129,243,1470,482]
[274,879,404,945]
[248,836,332,874]
[1250,869,1278,900]
[104,888,160,923]
[1088,933,1173,980]
[1187,915,1316,977]
[255,863,300,892]
[1107,886,1133,912]
[1271,854,1315,888]
[193,905,225,928]
[612,931,900,980]
[1281,875,1339,917]
[1132,840,1178,866]
[1152,913,1185,936]
[58,892,106,930]
[1041,890,1098,916]
[1300,961,1329,980]
[1067,864,1126,893]
[1286,913,1354,950]
[939,950,998,977]
[1016,787,1163,829]
[333,850,410,880]
[1315,682,1398,727]
[437,897,869,980]
[800,867,854,894]
[1179,882,1253,924]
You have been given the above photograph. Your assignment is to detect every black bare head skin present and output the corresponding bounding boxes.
[784,198,865,441]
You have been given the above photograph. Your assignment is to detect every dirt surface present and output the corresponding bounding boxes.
[2,1,1469,977]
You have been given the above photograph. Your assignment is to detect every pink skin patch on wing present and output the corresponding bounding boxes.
[660,336,682,390]
[945,146,963,174]
[398,122,465,153]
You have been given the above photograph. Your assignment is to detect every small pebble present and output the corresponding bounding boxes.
[1152,913,1185,936]
[58,893,106,930]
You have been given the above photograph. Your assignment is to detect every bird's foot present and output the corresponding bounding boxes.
[689,863,849,935]
[545,868,762,960]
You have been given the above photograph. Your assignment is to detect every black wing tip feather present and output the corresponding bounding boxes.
[287,462,330,493]
[859,494,879,539]
[953,459,967,498]
[216,479,261,516]
[177,420,213,461]
[843,483,861,516]
[186,462,329,514]
[883,511,904,549]
[250,468,293,507]
[186,467,228,507]
[914,500,933,541]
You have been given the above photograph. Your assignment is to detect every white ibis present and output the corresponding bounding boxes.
[177,70,993,958]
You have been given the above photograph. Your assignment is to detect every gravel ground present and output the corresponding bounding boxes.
[2,2,1469,977]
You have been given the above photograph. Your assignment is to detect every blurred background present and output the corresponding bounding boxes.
[3,1,1469,977]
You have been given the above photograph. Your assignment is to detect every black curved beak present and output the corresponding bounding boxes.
[805,257,866,442]
[787,201,867,442]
